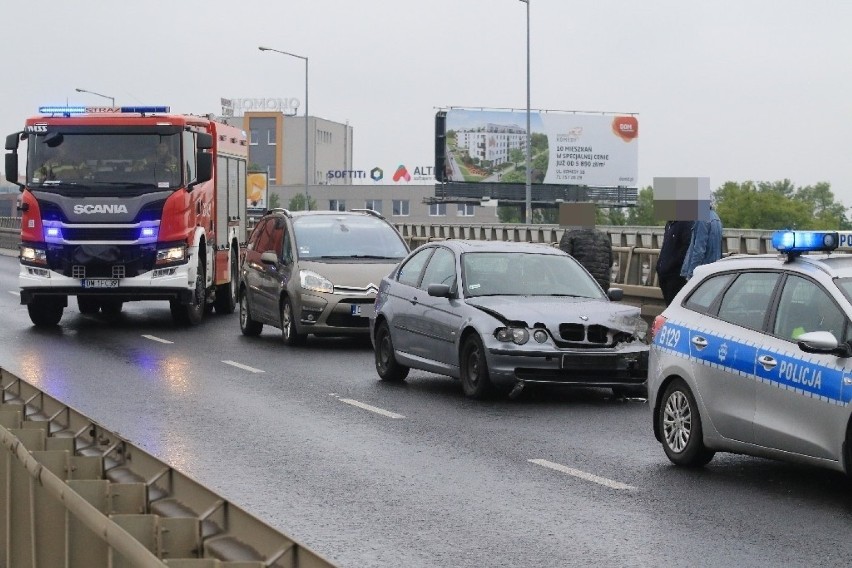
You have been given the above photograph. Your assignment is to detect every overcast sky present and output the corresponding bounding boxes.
[4,0,851,204]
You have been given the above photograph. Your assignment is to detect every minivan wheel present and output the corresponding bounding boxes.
[281,297,306,346]
[374,321,409,382]
[659,379,715,467]
[239,289,263,336]
[460,334,494,399]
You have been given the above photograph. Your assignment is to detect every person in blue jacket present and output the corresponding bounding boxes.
[680,205,723,281]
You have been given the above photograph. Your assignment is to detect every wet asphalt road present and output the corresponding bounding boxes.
[1,253,852,567]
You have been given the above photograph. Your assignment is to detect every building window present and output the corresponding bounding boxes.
[249,130,259,146]
[267,130,276,145]
[429,203,447,217]
[365,199,383,214]
[392,200,410,217]
[329,199,346,211]
[457,203,476,216]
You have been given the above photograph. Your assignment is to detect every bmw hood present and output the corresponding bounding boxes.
[465,295,645,334]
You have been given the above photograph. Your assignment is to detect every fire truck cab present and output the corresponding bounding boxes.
[4,105,248,327]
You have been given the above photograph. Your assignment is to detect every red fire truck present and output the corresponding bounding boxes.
[4,105,247,327]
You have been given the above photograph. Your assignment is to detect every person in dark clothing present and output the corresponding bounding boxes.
[657,220,694,305]
[559,227,614,291]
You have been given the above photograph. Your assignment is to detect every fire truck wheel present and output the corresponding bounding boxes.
[28,299,64,327]
[101,299,123,316]
[77,296,100,314]
[215,249,239,315]
[171,265,206,326]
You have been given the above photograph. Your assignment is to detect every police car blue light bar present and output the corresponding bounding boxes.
[38,106,170,114]
[771,230,839,253]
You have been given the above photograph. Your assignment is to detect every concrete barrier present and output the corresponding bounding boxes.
[1,368,337,568]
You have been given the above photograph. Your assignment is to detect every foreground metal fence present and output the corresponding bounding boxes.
[1,368,336,568]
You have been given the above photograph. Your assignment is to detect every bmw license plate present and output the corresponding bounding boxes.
[82,279,119,289]
[351,304,375,318]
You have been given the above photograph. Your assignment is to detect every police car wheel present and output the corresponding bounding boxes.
[659,380,715,467]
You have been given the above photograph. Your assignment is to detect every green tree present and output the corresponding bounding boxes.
[288,193,317,212]
[716,181,812,229]
[267,192,280,209]
[498,205,523,223]
[626,186,660,226]
[509,148,524,167]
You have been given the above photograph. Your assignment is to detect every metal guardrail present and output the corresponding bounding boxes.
[0,216,777,319]
[1,368,337,568]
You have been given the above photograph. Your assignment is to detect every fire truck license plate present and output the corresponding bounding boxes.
[82,279,119,289]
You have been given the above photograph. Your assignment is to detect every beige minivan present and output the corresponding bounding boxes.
[239,208,409,345]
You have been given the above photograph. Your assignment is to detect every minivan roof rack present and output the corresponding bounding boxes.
[266,207,292,217]
[349,208,385,219]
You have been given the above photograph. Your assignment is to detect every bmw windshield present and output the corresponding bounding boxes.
[462,251,606,298]
[27,131,182,194]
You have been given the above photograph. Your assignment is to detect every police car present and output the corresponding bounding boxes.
[649,230,852,475]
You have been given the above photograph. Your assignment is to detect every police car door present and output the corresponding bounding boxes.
[692,272,780,444]
[753,275,851,460]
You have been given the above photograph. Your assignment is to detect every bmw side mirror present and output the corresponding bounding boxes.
[607,288,624,301]
[427,283,452,298]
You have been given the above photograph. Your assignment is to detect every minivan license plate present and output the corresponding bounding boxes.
[82,279,119,289]
[351,304,375,318]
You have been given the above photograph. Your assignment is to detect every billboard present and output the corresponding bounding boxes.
[436,109,638,188]
[247,172,268,211]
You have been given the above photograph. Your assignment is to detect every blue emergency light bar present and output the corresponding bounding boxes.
[38,106,170,115]
[771,230,839,253]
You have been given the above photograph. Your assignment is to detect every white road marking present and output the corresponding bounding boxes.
[222,360,265,373]
[142,334,173,344]
[339,398,405,419]
[529,459,636,491]
[8,291,19,296]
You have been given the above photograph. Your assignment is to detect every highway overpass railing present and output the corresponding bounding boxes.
[1,367,337,568]
[0,216,776,320]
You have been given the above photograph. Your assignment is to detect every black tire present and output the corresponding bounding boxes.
[239,288,263,336]
[28,299,64,327]
[612,384,648,399]
[171,263,206,326]
[214,249,239,314]
[658,379,715,467]
[280,297,306,346]
[460,334,494,399]
[374,321,409,382]
[77,296,100,314]
[100,299,123,316]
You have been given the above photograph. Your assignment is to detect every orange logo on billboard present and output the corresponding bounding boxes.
[612,116,638,142]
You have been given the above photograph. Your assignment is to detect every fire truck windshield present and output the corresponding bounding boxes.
[27,132,182,193]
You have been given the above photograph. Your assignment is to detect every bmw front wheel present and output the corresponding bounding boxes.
[374,321,409,382]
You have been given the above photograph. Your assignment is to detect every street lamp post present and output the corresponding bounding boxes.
[519,0,531,224]
[75,88,115,107]
[259,46,310,211]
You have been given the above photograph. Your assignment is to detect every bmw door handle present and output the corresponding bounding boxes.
[691,336,708,350]
[757,355,777,370]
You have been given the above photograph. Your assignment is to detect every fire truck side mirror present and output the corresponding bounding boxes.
[4,153,19,186]
[193,152,212,187]
[5,133,21,151]
[196,133,213,150]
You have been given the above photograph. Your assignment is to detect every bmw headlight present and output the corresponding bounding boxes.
[300,270,334,294]
[156,245,187,265]
[20,245,47,265]
[533,329,549,343]
[496,327,530,345]
[613,313,649,340]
